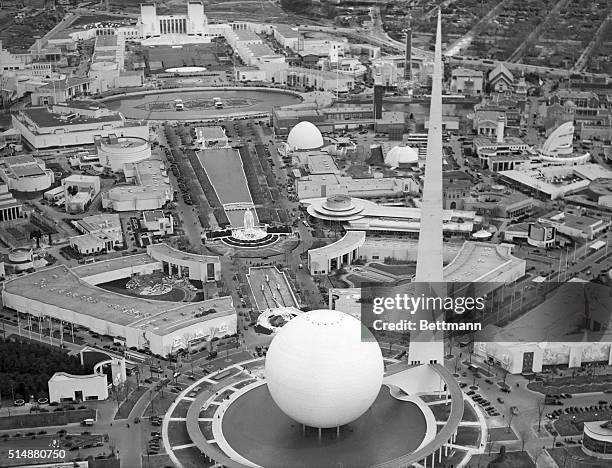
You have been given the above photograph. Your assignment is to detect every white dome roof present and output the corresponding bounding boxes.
[384,145,419,167]
[287,121,324,151]
[265,309,383,428]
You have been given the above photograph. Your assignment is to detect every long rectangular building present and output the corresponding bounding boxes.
[3,255,232,357]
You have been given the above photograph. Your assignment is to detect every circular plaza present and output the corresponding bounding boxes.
[218,382,427,468]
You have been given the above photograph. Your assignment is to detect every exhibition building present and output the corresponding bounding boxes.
[2,246,232,357]
[11,102,149,149]
[0,154,54,192]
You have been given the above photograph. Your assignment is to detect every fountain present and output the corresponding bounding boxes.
[232,208,267,241]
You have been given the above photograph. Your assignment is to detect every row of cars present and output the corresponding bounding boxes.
[148,430,161,455]
[547,401,612,420]
[466,390,501,417]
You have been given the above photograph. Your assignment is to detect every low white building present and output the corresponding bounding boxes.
[475,281,612,374]
[102,159,173,212]
[3,263,236,357]
[450,68,484,96]
[62,174,101,214]
[95,134,152,172]
[11,103,148,149]
[70,213,124,255]
[142,210,174,236]
[0,155,54,192]
[48,372,108,403]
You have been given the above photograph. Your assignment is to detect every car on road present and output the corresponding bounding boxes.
[510,406,519,415]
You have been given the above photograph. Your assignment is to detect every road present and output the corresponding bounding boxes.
[445,0,508,56]
[572,10,612,72]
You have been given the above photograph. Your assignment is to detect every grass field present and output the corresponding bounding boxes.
[197,149,253,206]
[147,43,224,70]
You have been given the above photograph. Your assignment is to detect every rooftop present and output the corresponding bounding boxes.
[143,210,166,223]
[147,243,219,263]
[246,43,277,58]
[443,242,524,282]
[21,107,122,129]
[233,29,261,42]
[3,265,234,336]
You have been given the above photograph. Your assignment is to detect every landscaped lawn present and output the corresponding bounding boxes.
[468,451,535,468]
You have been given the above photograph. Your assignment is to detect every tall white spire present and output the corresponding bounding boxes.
[408,10,445,372]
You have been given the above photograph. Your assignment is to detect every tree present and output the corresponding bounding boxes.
[30,230,43,248]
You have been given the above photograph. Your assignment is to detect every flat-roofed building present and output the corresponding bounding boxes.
[0,154,54,192]
[475,281,612,374]
[11,105,148,149]
[102,158,173,212]
[142,210,174,236]
[273,24,299,49]
[48,372,108,403]
[146,243,220,283]
[538,210,610,240]
[3,263,236,357]
[70,213,124,255]
[62,174,101,213]
[450,68,483,96]
[96,134,151,172]
[297,174,418,200]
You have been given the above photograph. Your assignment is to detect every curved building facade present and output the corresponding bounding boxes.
[583,421,612,459]
[308,231,366,275]
[0,155,54,192]
[541,122,576,158]
[96,134,152,172]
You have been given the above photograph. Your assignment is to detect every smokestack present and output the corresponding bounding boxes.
[373,85,384,119]
[497,115,505,144]
[404,16,412,80]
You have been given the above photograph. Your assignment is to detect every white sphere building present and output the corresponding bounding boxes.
[287,121,324,151]
[265,309,384,429]
[384,144,419,167]
[96,135,152,172]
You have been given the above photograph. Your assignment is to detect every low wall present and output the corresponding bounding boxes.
[97,86,303,103]
[0,408,96,430]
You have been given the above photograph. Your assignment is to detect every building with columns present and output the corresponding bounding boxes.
[146,243,220,283]
[0,182,23,222]
[308,231,366,275]
[139,1,210,43]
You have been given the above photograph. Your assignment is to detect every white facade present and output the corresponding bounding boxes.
[48,372,108,403]
[139,1,209,42]
[540,121,575,158]
[142,210,174,236]
[2,264,236,357]
[63,174,101,214]
[102,159,173,212]
[146,243,220,282]
[96,134,152,172]
[0,155,54,192]
[308,231,366,275]
[11,107,149,149]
